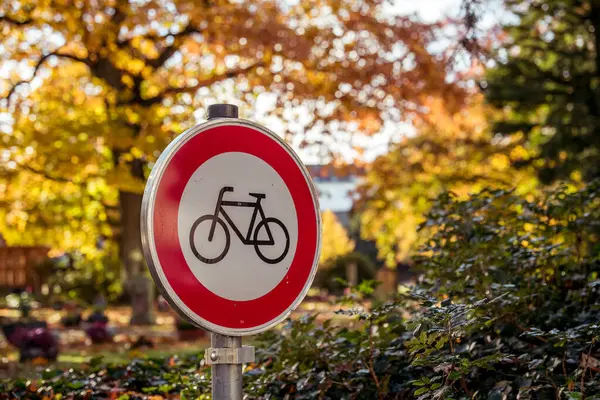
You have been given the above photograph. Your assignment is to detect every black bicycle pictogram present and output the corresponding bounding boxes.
[189,186,290,265]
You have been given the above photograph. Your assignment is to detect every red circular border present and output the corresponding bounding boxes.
[152,124,318,330]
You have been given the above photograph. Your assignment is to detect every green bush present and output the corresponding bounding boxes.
[37,252,122,305]
[245,182,600,399]
[2,182,598,399]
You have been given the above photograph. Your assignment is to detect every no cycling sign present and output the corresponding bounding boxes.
[141,105,322,336]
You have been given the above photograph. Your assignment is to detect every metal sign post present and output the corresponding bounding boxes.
[141,103,321,400]
[205,334,255,399]
[203,104,254,400]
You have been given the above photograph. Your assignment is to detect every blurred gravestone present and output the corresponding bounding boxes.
[93,293,107,309]
[345,262,358,287]
[128,267,155,325]
[374,263,415,300]
[375,267,398,300]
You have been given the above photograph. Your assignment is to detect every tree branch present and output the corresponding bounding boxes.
[147,26,200,69]
[22,164,99,186]
[2,51,91,103]
[511,58,594,85]
[111,0,128,25]
[132,61,265,106]
[2,53,51,101]
[117,25,200,70]
[89,57,127,90]
[0,15,34,26]
[519,43,589,60]
[367,319,383,400]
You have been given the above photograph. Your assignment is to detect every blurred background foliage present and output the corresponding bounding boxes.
[0,0,598,316]
[0,0,599,397]
[358,93,538,265]
[245,181,600,399]
[6,181,594,398]
[0,0,470,311]
[485,0,600,184]
[318,209,355,268]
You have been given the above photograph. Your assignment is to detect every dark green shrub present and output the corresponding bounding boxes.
[1,182,598,399]
[246,182,600,399]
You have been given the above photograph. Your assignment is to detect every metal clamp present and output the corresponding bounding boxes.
[205,346,255,365]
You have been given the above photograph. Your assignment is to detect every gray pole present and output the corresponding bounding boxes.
[204,103,255,400]
[210,333,244,399]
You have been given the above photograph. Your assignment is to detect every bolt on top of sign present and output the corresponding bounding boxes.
[141,104,322,336]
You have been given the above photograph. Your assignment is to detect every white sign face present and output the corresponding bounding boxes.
[141,118,321,336]
[178,152,299,301]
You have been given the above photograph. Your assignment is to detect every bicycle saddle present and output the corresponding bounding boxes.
[249,192,266,199]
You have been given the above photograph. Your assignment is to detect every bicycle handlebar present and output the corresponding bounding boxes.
[219,186,234,195]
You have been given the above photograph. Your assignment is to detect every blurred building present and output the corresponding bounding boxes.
[306,164,361,228]
[307,165,415,290]
[307,164,379,263]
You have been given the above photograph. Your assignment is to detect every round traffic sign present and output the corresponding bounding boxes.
[141,118,321,335]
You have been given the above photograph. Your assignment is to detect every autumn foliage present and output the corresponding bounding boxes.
[318,210,354,267]
[356,92,535,264]
[1,1,468,316]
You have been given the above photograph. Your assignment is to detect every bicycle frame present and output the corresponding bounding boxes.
[208,186,274,245]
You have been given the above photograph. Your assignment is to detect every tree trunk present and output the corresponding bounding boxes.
[589,4,600,118]
[590,4,600,81]
[345,262,358,287]
[119,190,155,325]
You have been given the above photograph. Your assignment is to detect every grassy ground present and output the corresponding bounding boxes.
[0,338,212,379]
[57,343,207,364]
[0,299,353,379]
[0,334,272,380]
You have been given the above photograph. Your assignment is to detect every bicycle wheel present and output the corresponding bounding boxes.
[253,217,290,264]
[189,215,230,264]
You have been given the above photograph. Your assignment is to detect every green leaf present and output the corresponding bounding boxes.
[435,337,447,349]
[415,387,430,396]
[159,383,173,394]
[448,371,462,381]
[89,355,104,368]
[565,393,583,400]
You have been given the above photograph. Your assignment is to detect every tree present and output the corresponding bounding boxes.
[319,210,354,267]
[357,93,536,265]
[1,0,465,321]
[484,0,600,183]
[0,63,117,257]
